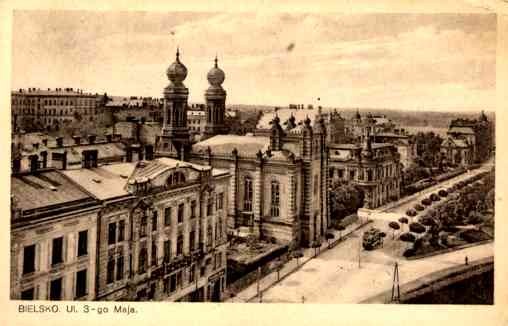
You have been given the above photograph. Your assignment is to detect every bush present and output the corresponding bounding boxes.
[414,204,425,211]
[430,193,440,201]
[421,198,432,206]
[399,217,409,224]
[459,229,491,243]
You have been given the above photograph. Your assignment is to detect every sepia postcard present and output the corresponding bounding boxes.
[1,1,507,326]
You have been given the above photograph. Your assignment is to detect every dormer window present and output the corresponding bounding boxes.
[167,171,186,187]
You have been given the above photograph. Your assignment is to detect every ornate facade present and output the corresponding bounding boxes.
[329,135,402,209]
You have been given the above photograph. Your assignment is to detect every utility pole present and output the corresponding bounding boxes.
[391,262,400,303]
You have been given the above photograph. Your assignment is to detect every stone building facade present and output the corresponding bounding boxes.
[11,88,100,133]
[62,158,230,302]
[329,136,402,209]
[10,170,100,300]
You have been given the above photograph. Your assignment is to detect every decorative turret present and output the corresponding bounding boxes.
[157,48,191,160]
[362,129,373,159]
[204,56,228,139]
[270,115,284,151]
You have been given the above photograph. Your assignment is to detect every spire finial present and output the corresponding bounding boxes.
[176,47,180,62]
[214,54,218,68]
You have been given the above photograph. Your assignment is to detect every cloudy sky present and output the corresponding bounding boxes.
[11,11,496,111]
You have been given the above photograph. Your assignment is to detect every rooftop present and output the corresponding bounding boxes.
[257,108,322,129]
[193,134,270,156]
[448,126,475,135]
[62,163,136,200]
[11,170,92,211]
[12,88,96,96]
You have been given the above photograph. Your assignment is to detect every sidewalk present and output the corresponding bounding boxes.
[225,218,372,302]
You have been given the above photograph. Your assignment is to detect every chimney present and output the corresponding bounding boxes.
[42,139,48,147]
[88,135,96,144]
[72,135,81,145]
[56,137,64,147]
[33,143,39,150]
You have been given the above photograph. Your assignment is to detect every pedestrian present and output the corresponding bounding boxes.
[465,256,468,265]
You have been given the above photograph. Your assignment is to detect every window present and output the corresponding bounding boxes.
[189,265,195,283]
[270,180,280,217]
[367,169,373,182]
[118,220,125,241]
[138,248,147,274]
[163,278,169,293]
[190,200,196,219]
[164,207,172,226]
[189,231,196,251]
[217,193,224,210]
[50,278,62,300]
[116,256,124,281]
[140,216,147,238]
[349,169,355,180]
[177,235,183,256]
[178,203,184,224]
[107,259,115,284]
[169,274,177,292]
[21,288,34,300]
[243,176,253,211]
[152,211,158,231]
[163,240,171,263]
[207,197,213,216]
[77,230,88,257]
[23,244,36,275]
[338,169,344,179]
[329,168,334,178]
[75,269,87,298]
[218,219,223,241]
[108,223,116,245]
[151,241,157,266]
[207,225,213,247]
[52,237,64,266]
[176,271,182,288]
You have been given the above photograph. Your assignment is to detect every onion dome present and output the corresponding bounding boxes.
[166,48,188,86]
[207,56,225,87]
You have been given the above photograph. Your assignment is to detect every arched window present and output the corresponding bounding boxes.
[243,176,253,211]
[270,180,280,217]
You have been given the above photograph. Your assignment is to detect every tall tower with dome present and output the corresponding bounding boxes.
[156,48,192,160]
[203,56,228,139]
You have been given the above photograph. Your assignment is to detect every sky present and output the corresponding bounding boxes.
[11,11,496,111]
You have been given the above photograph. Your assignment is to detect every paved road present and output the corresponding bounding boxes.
[258,225,493,303]
[253,159,495,303]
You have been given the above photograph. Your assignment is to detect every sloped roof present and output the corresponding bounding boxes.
[193,135,270,156]
[52,142,127,163]
[11,170,92,210]
[441,137,470,148]
[448,126,475,135]
[62,163,136,200]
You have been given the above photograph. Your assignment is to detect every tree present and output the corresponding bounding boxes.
[388,221,400,239]
[329,180,364,221]
[399,232,416,249]
[409,222,426,235]
[291,249,304,266]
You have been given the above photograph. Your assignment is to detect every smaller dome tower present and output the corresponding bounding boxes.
[204,55,228,139]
